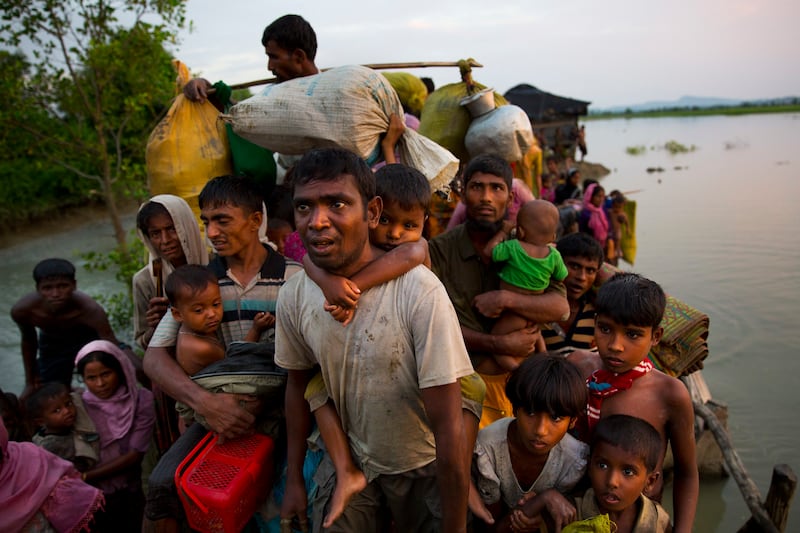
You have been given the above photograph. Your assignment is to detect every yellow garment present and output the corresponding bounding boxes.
[620,199,637,265]
[513,139,543,196]
[562,514,614,533]
[146,60,233,227]
[478,372,512,429]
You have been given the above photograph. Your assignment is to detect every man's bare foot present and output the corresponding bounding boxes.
[323,468,368,528]
[469,481,494,524]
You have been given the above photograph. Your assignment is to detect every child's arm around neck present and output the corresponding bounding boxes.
[302,240,429,324]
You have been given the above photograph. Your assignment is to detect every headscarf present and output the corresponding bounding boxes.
[136,194,208,297]
[75,340,141,449]
[0,418,103,532]
[582,183,609,244]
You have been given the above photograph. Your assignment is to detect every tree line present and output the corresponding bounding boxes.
[0,0,186,252]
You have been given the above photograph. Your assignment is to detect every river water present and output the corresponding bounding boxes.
[1,113,798,531]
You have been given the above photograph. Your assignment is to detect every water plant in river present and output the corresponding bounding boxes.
[626,145,648,155]
[664,140,697,154]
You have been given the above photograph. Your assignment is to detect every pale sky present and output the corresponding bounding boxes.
[173,0,799,109]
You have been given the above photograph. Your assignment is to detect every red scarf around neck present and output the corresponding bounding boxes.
[586,359,653,433]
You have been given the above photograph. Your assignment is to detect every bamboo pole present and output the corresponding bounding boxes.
[693,400,780,533]
[224,59,484,91]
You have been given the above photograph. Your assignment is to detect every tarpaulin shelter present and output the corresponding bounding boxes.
[504,84,590,159]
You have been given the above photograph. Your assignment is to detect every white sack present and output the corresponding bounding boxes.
[223,65,457,192]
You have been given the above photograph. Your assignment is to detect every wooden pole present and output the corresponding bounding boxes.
[693,401,780,533]
[224,59,484,91]
[152,258,163,297]
[739,464,797,532]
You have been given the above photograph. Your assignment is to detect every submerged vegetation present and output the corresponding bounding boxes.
[625,141,697,156]
[626,145,647,156]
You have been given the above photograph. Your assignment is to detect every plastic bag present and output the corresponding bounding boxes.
[146,61,232,225]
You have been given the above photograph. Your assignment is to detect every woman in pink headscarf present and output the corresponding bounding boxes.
[579,183,609,246]
[75,340,154,533]
[0,417,103,532]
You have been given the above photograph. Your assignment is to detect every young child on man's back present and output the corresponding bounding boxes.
[568,272,697,533]
[482,199,568,370]
[26,382,99,472]
[165,264,274,376]
[516,414,671,533]
[302,163,488,526]
[473,353,588,532]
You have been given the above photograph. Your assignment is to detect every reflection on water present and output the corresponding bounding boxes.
[1,114,799,531]
[0,214,135,394]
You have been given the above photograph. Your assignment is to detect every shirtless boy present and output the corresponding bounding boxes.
[569,272,698,533]
[12,258,138,399]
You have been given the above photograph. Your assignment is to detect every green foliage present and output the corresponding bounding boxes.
[81,230,147,341]
[626,145,647,156]
[0,0,185,245]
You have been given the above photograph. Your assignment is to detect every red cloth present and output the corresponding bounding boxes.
[586,359,653,434]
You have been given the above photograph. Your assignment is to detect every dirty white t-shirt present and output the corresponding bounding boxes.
[276,265,473,478]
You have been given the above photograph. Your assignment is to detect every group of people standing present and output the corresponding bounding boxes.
[1,12,700,533]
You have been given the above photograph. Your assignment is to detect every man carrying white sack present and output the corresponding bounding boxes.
[182,14,408,184]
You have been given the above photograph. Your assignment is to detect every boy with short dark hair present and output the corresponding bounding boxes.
[514,414,670,533]
[577,414,671,532]
[572,272,697,533]
[26,382,99,472]
[11,258,136,399]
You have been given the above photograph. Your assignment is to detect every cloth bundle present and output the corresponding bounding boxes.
[649,295,710,377]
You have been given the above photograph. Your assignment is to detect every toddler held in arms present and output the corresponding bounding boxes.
[165,264,273,376]
[483,199,568,370]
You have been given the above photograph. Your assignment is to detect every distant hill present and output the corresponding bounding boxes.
[592,95,799,114]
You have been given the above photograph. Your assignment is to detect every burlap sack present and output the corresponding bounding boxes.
[223,65,457,192]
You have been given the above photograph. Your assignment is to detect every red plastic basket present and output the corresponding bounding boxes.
[175,432,275,533]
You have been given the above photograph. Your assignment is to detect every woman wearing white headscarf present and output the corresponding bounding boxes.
[132,194,208,350]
